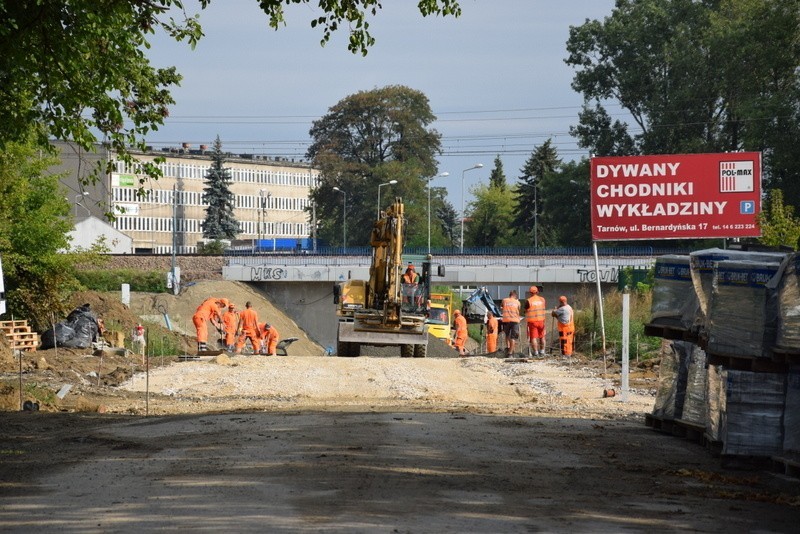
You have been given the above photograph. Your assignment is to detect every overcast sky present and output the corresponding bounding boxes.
[146,0,617,207]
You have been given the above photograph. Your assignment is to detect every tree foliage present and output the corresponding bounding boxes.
[202,136,238,240]
[488,155,507,191]
[537,159,592,247]
[0,131,99,329]
[0,0,461,186]
[757,189,800,250]
[566,0,800,207]
[465,182,518,248]
[307,85,449,247]
[512,140,560,246]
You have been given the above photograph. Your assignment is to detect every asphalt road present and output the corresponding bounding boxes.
[1,410,798,533]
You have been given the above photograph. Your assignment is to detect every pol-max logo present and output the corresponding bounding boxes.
[719,161,754,193]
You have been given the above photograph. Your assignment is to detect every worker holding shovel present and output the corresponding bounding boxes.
[222,303,239,352]
[552,296,575,357]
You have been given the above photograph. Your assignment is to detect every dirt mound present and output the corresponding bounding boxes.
[127,280,323,356]
[0,280,325,412]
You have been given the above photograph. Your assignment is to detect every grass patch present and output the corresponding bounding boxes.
[76,269,167,292]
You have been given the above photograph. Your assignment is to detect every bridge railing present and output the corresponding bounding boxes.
[224,254,657,269]
[224,245,688,259]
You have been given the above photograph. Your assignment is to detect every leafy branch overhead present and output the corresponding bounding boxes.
[0,0,461,186]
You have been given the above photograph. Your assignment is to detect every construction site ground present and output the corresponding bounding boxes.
[0,280,798,532]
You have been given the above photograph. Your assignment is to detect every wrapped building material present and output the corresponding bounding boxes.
[784,365,800,453]
[650,255,698,329]
[719,369,786,457]
[652,339,690,420]
[706,364,724,442]
[690,248,786,330]
[775,253,800,350]
[706,259,782,358]
[679,344,708,426]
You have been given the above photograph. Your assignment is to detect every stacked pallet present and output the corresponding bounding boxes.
[1,319,39,352]
[646,249,800,475]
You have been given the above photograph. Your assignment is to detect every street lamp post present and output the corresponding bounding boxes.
[427,172,449,253]
[460,164,483,254]
[377,179,398,219]
[332,186,347,251]
[258,190,269,252]
[74,191,90,217]
[533,178,538,251]
[259,190,272,252]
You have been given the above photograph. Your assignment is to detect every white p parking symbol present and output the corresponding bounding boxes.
[740,201,755,214]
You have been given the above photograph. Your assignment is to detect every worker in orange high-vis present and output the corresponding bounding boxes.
[500,289,521,357]
[453,309,468,356]
[524,285,547,357]
[221,303,239,352]
[235,301,261,354]
[485,310,499,353]
[192,297,226,352]
[261,322,280,356]
[401,264,420,305]
[552,295,575,357]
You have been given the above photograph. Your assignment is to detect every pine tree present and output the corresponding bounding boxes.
[488,155,507,190]
[202,136,239,240]
[512,140,560,247]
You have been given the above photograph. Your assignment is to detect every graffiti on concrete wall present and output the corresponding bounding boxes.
[576,267,619,283]
[250,266,288,281]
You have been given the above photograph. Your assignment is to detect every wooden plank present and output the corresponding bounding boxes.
[643,323,697,342]
[0,320,29,329]
[706,352,789,373]
[674,418,705,443]
[771,455,800,479]
[1,326,39,352]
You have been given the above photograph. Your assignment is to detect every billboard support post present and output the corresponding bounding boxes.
[592,241,607,374]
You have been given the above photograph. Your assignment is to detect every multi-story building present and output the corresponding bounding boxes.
[55,142,319,253]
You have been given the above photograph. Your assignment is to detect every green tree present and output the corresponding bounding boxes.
[436,197,459,248]
[423,185,459,249]
[757,189,800,250]
[307,86,443,247]
[488,155,507,190]
[538,159,591,247]
[565,0,800,206]
[464,183,517,248]
[202,136,238,241]
[0,1,461,187]
[513,140,560,247]
[0,131,96,329]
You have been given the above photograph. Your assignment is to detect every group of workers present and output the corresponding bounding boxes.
[192,297,280,356]
[452,286,575,358]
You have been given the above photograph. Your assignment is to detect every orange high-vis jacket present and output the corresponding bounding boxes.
[222,311,239,343]
[194,297,222,323]
[501,297,520,323]
[525,295,546,322]
[238,308,260,333]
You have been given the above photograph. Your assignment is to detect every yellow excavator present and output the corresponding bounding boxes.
[333,197,444,357]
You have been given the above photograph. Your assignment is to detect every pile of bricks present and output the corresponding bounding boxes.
[1,320,38,352]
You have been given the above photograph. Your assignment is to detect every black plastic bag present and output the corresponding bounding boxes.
[39,304,99,350]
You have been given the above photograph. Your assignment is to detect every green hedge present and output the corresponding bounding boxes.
[75,269,167,292]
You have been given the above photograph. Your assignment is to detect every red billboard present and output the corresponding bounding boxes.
[591,152,761,241]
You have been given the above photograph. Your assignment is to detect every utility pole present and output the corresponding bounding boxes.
[171,184,179,295]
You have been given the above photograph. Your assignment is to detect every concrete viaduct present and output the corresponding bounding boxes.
[223,254,656,351]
